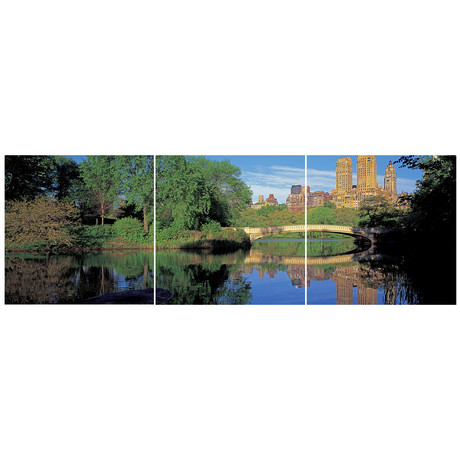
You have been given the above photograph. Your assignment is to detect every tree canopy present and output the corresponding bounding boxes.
[156,155,253,231]
[395,155,456,244]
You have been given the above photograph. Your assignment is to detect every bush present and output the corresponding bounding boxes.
[113,217,146,244]
[5,197,79,251]
[201,220,222,237]
[71,225,115,248]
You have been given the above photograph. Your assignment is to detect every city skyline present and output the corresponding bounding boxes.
[307,155,423,194]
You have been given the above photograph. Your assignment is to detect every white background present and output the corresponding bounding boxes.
[1,1,459,459]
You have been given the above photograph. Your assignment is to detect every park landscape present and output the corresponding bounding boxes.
[4,154,306,305]
[155,155,306,304]
[306,155,456,305]
[5,155,154,304]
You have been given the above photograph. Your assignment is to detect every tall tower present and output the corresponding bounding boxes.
[384,161,397,195]
[336,157,352,193]
[357,155,377,191]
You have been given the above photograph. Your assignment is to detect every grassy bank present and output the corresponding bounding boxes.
[5,223,153,254]
[156,227,251,251]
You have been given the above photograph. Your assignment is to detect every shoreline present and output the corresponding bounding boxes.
[6,246,154,255]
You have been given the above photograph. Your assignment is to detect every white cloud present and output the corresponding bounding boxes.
[306,168,336,192]
[242,165,305,203]
[269,165,306,174]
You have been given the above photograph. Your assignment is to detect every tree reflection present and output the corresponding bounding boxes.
[156,242,306,304]
[5,251,153,304]
[5,256,79,304]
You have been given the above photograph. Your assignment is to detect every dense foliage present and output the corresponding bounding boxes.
[5,197,79,251]
[156,155,256,249]
[156,155,253,231]
[357,196,404,228]
[307,205,359,226]
[395,155,456,247]
[233,204,305,227]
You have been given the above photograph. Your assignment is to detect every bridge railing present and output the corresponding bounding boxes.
[307,225,392,234]
[235,225,305,234]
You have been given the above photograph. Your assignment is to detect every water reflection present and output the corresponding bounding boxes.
[156,241,305,305]
[307,238,358,257]
[307,241,418,305]
[5,251,153,304]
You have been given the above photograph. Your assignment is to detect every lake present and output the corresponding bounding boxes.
[5,250,153,304]
[307,239,456,305]
[156,240,306,305]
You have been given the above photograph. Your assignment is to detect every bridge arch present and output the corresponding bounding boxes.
[307,225,391,247]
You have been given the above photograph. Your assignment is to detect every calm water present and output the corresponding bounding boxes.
[5,250,153,304]
[307,239,455,305]
[156,240,306,305]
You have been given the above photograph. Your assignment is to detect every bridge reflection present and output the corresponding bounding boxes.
[158,248,306,289]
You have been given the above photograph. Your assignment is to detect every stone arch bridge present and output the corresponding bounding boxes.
[307,225,391,246]
[231,225,305,242]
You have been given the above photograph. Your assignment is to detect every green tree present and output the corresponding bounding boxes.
[358,196,401,228]
[5,156,54,201]
[187,157,252,225]
[335,208,359,226]
[156,155,211,231]
[50,156,86,202]
[5,197,79,251]
[80,156,120,225]
[307,206,336,224]
[117,155,154,234]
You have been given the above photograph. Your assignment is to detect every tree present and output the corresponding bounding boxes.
[80,156,120,225]
[5,156,54,201]
[396,155,456,243]
[358,196,401,228]
[156,156,211,231]
[323,201,336,209]
[5,197,79,251]
[335,207,359,226]
[307,206,336,224]
[49,156,85,202]
[117,155,154,234]
[187,157,252,225]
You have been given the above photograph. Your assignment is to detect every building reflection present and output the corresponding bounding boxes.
[307,262,397,304]
[232,263,305,288]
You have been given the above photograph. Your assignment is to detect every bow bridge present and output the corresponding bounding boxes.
[231,225,305,242]
[307,225,391,246]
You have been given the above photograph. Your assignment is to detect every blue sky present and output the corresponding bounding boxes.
[202,155,306,204]
[307,155,424,194]
[72,155,86,164]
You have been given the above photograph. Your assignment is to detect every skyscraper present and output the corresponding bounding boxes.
[336,157,352,193]
[333,155,399,209]
[384,160,397,195]
[357,155,377,191]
